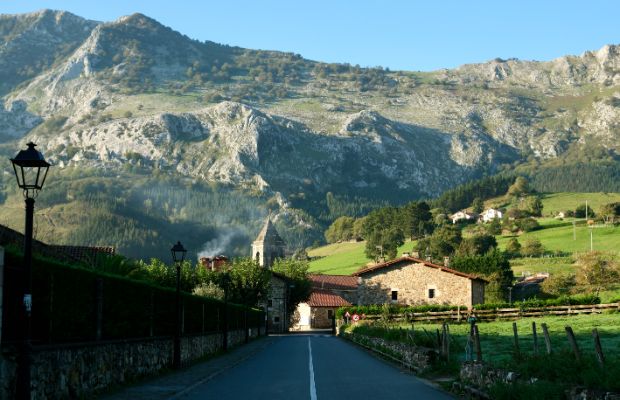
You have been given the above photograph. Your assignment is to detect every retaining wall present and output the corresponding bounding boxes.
[0,327,264,399]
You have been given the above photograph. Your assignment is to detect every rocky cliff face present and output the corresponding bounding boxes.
[0,10,618,249]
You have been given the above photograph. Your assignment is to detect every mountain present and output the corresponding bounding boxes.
[0,10,618,259]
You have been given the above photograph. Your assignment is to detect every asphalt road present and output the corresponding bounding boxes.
[179,334,454,400]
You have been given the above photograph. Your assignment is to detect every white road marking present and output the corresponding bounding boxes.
[308,337,318,400]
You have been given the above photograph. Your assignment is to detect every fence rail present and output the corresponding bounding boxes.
[359,302,620,323]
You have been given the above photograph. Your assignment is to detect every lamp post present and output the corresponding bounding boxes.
[10,142,50,400]
[171,241,187,369]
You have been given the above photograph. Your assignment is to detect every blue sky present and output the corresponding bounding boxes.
[3,0,620,71]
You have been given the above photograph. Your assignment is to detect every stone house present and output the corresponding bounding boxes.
[293,275,357,330]
[352,256,485,308]
[480,208,503,223]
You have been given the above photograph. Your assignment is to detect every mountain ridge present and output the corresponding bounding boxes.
[0,10,618,258]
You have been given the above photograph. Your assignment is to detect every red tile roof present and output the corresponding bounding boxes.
[309,274,358,290]
[307,290,352,307]
[352,256,487,282]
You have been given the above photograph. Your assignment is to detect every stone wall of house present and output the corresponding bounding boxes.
[268,276,288,333]
[334,288,358,304]
[357,262,476,307]
[311,307,334,329]
[0,327,263,399]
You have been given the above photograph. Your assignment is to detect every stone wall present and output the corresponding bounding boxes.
[342,332,436,372]
[459,362,620,400]
[0,327,263,399]
[357,262,477,307]
[311,307,334,329]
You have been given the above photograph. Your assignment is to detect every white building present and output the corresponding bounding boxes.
[481,208,503,222]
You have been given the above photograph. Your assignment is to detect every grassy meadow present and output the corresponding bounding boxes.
[308,192,620,277]
[396,313,620,364]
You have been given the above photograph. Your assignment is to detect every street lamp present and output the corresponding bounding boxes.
[11,142,50,400]
[171,241,187,369]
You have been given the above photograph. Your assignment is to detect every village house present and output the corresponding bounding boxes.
[352,256,485,308]
[293,274,357,330]
[451,210,477,224]
[480,208,503,223]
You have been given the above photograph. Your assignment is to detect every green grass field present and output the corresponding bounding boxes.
[540,192,620,215]
[397,313,620,363]
[308,192,620,276]
[308,240,414,275]
[484,192,620,216]
[496,218,620,254]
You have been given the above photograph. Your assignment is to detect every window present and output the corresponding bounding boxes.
[255,252,260,264]
[274,316,280,323]
[428,288,435,299]
[328,309,334,319]
[268,300,273,307]
[391,290,398,301]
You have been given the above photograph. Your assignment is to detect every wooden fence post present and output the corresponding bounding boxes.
[565,326,581,362]
[443,323,450,361]
[512,322,520,357]
[95,278,103,340]
[473,324,482,362]
[532,321,538,355]
[592,328,605,367]
[541,323,552,355]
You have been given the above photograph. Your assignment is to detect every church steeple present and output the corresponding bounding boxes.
[252,217,285,268]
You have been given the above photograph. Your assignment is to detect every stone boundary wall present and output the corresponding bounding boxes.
[459,362,620,400]
[341,332,436,372]
[0,327,264,399]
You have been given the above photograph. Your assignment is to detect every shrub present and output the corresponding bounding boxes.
[521,238,545,257]
[540,273,576,296]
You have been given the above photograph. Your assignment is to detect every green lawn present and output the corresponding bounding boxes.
[308,240,415,275]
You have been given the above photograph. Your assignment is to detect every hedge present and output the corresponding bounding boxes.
[336,304,464,319]
[473,294,601,310]
[3,247,263,344]
[336,295,602,319]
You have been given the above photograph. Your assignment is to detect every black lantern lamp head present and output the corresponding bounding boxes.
[171,241,187,264]
[10,142,50,199]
